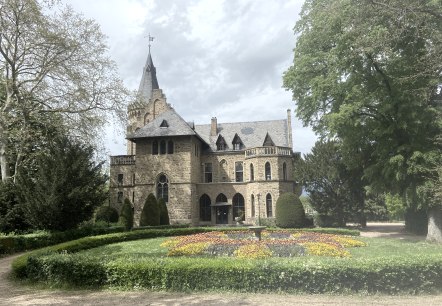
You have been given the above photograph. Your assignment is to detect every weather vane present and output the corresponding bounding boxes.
[146,33,155,52]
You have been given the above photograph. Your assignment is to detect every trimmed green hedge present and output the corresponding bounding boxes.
[0,226,125,255]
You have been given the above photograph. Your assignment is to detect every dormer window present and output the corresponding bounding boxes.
[232,133,244,151]
[263,132,275,146]
[216,135,227,151]
[160,120,168,128]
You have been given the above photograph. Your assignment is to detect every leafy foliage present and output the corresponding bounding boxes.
[17,136,107,231]
[275,193,306,228]
[140,193,160,226]
[158,198,170,225]
[119,198,134,230]
[0,181,29,233]
[95,206,119,223]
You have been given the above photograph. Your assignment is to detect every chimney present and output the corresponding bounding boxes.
[211,117,218,136]
[287,109,293,148]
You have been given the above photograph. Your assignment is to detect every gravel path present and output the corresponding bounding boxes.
[0,223,440,306]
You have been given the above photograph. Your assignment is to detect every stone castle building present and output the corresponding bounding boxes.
[110,50,300,226]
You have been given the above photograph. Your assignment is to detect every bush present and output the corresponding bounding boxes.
[158,198,170,225]
[0,181,30,234]
[140,193,159,226]
[95,206,119,223]
[119,198,134,230]
[275,193,306,228]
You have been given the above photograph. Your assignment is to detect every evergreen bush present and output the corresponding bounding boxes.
[275,193,305,228]
[158,198,170,225]
[119,198,134,230]
[140,193,160,226]
[95,206,119,223]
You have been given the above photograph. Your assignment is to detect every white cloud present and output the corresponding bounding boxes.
[65,0,317,155]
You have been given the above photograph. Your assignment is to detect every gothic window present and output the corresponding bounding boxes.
[265,162,271,180]
[157,174,169,202]
[152,140,158,155]
[199,194,211,221]
[250,163,254,181]
[233,193,245,221]
[283,162,287,181]
[117,191,123,204]
[266,193,273,217]
[216,135,227,151]
[160,140,166,154]
[117,173,123,185]
[235,161,243,182]
[167,140,174,154]
[204,163,213,183]
[251,194,255,217]
[216,193,227,203]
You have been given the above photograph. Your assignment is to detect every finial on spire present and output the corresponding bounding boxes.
[147,33,154,52]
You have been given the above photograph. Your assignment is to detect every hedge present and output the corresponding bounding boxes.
[12,227,359,279]
[0,226,125,255]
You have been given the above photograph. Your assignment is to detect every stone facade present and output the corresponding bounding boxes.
[109,51,301,226]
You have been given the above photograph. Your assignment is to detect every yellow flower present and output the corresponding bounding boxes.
[234,244,273,259]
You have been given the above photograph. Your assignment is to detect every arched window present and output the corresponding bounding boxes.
[152,140,158,155]
[219,159,228,182]
[265,162,271,180]
[250,163,254,181]
[157,174,169,202]
[160,140,166,154]
[199,194,211,221]
[167,140,174,154]
[266,193,272,217]
[251,194,255,217]
[216,193,227,203]
[235,161,243,182]
[233,193,245,221]
[283,162,287,181]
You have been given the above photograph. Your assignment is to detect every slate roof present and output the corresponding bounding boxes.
[194,119,289,151]
[137,51,159,101]
[129,110,197,139]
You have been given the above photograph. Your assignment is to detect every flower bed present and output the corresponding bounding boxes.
[161,230,366,258]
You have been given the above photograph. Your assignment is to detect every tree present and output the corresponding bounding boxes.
[275,193,305,228]
[284,0,442,240]
[295,140,365,226]
[17,135,108,231]
[158,198,170,226]
[0,0,127,182]
[140,193,160,226]
[119,198,134,231]
[0,180,29,233]
[95,206,119,224]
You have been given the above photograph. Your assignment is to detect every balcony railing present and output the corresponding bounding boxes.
[244,146,292,158]
[110,155,136,165]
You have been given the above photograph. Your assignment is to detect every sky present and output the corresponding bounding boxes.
[66,0,317,155]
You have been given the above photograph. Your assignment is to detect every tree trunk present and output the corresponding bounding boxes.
[426,206,442,243]
[0,128,11,182]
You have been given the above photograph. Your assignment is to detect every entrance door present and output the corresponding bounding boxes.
[216,206,228,224]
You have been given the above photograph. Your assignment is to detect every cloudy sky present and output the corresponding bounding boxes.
[67,0,317,155]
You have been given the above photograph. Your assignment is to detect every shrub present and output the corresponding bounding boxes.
[95,206,119,223]
[158,198,170,225]
[119,198,134,230]
[140,193,159,226]
[0,181,30,234]
[275,193,305,228]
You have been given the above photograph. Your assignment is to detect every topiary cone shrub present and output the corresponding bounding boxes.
[119,198,134,230]
[140,193,160,226]
[158,198,170,225]
[275,192,306,228]
[95,206,119,223]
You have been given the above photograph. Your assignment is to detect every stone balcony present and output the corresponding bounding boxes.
[110,155,136,165]
[244,146,293,159]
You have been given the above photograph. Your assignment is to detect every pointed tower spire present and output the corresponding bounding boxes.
[137,34,159,101]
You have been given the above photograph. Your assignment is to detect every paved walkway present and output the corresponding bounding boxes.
[0,223,440,306]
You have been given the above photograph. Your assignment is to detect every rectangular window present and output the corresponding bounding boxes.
[204,163,213,183]
[117,174,123,185]
[132,173,136,185]
[117,191,123,204]
[235,161,243,182]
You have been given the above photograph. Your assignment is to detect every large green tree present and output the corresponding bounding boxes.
[0,0,127,182]
[284,0,442,241]
[17,135,108,231]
